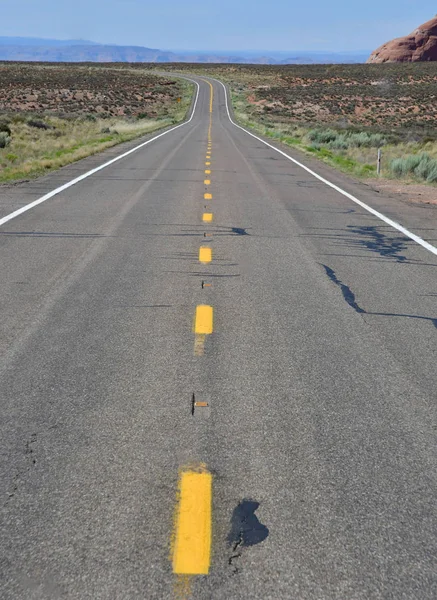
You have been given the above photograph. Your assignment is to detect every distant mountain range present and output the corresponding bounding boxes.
[0,37,369,64]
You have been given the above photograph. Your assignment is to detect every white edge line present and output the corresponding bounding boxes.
[213,77,437,258]
[0,79,200,228]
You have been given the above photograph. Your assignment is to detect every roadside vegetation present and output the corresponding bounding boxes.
[161,62,437,187]
[0,63,193,183]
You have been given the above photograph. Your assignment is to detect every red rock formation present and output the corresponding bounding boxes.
[368,16,437,63]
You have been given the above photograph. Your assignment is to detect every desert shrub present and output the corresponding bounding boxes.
[6,153,18,162]
[421,136,437,144]
[390,153,437,182]
[347,132,387,148]
[414,154,435,179]
[27,119,52,130]
[426,165,437,183]
[390,156,419,177]
[0,132,11,148]
[404,154,424,172]
[329,136,349,150]
[307,129,386,150]
[100,127,110,133]
[308,129,338,144]
[0,120,12,136]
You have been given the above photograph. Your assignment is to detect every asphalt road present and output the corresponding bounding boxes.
[1,77,437,599]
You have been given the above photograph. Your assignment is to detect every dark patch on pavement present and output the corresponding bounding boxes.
[347,225,409,262]
[231,227,249,236]
[322,265,365,314]
[228,500,269,572]
[323,264,437,329]
[228,500,269,547]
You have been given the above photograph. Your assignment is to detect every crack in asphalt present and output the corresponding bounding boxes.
[322,264,437,329]
[5,433,38,506]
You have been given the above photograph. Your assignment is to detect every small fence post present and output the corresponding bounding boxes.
[377,148,382,176]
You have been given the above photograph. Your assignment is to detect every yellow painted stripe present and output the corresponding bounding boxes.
[205,162,211,166]
[205,170,211,174]
[204,193,212,200]
[199,246,212,264]
[194,334,206,356]
[194,304,213,334]
[207,80,213,113]
[204,179,211,185]
[172,469,212,575]
[203,212,213,223]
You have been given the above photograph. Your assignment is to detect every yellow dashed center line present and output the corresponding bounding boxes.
[175,79,215,580]
[172,468,212,575]
[199,246,212,264]
[208,80,213,114]
[194,304,213,334]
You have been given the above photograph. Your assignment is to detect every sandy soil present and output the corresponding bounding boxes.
[366,178,437,205]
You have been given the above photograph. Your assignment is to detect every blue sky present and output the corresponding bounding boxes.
[2,0,436,52]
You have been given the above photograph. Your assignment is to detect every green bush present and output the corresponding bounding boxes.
[308,129,338,144]
[414,154,435,179]
[329,136,349,150]
[426,165,437,183]
[390,152,437,183]
[0,132,11,148]
[307,128,386,150]
[391,155,420,176]
[347,132,387,148]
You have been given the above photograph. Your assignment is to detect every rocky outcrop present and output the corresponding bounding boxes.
[368,16,437,63]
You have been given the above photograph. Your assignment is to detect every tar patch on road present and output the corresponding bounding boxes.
[228,500,269,573]
[347,225,410,263]
[322,264,437,330]
[231,227,249,236]
[322,264,365,314]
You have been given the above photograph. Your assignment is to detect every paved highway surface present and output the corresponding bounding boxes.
[1,77,437,599]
